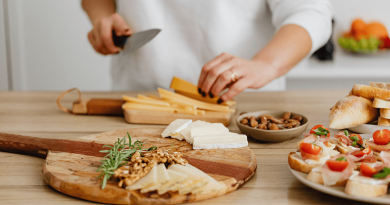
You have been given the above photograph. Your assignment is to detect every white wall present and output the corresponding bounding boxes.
[0,0,9,90]
[7,0,110,91]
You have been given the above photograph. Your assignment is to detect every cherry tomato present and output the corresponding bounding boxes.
[373,129,390,145]
[360,163,378,177]
[327,160,349,172]
[300,143,322,155]
[349,133,363,147]
[352,147,371,158]
[310,125,330,138]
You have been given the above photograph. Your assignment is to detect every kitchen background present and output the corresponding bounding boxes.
[0,0,390,91]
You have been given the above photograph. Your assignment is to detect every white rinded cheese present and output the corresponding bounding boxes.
[193,133,248,149]
[140,163,170,193]
[171,133,183,140]
[157,170,188,195]
[168,164,208,192]
[179,120,209,143]
[161,119,192,138]
[185,164,224,194]
[189,123,229,144]
[126,165,158,190]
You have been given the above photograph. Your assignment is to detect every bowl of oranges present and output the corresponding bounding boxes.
[338,19,390,54]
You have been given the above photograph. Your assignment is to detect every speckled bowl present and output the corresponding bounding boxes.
[236,110,309,142]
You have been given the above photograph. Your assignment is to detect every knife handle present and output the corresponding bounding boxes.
[112,30,129,48]
[73,98,126,116]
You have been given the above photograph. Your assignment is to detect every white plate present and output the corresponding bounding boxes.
[289,167,390,204]
[348,124,389,134]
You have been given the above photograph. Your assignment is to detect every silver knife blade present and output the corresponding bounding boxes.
[120,29,161,53]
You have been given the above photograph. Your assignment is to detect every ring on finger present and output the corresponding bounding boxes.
[231,72,238,83]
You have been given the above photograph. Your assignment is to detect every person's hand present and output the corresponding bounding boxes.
[88,13,132,55]
[197,53,277,103]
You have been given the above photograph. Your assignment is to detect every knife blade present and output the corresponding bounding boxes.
[112,29,161,53]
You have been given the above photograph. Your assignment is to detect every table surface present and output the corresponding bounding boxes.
[0,90,373,205]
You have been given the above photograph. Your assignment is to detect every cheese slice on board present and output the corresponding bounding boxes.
[189,123,229,144]
[161,119,193,138]
[185,164,224,194]
[168,164,208,193]
[193,133,248,149]
[126,165,158,190]
[157,170,188,195]
[179,120,209,143]
[140,164,170,193]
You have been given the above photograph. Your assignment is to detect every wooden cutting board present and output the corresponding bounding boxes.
[0,127,256,204]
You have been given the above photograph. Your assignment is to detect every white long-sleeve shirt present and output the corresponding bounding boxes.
[111,0,332,91]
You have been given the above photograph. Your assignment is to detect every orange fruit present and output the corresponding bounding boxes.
[365,22,388,39]
[351,19,366,34]
[354,30,368,41]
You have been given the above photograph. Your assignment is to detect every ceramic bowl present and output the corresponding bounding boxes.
[236,110,309,142]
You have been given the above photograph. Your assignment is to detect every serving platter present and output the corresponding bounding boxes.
[0,127,256,204]
[289,134,390,204]
[348,124,389,134]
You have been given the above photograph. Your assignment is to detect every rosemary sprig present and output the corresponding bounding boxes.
[97,132,156,189]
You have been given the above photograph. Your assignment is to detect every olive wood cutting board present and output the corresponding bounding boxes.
[0,127,256,204]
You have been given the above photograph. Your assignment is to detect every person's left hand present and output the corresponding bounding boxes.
[197,53,277,103]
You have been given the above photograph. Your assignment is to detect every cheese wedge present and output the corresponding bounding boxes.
[189,123,229,144]
[140,164,170,193]
[161,119,193,138]
[157,170,188,195]
[193,133,248,149]
[126,165,158,190]
[168,164,208,193]
[179,120,209,143]
[123,95,170,107]
[185,164,224,194]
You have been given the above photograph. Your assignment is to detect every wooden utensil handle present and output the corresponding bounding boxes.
[73,98,126,116]
[0,133,106,159]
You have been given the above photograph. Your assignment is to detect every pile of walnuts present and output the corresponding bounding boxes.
[114,148,187,188]
[240,112,303,130]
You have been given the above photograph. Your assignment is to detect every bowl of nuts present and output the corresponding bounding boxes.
[236,110,308,142]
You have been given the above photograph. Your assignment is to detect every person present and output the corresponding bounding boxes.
[82,0,332,103]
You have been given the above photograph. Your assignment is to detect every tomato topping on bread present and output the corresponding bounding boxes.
[326,157,349,172]
[300,143,322,155]
[373,129,390,145]
[310,125,330,138]
[360,163,380,177]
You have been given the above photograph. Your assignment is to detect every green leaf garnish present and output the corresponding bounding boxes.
[344,130,349,137]
[314,127,330,136]
[336,157,347,162]
[349,135,362,148]
[373,167,390,179]
[97,132,148,189]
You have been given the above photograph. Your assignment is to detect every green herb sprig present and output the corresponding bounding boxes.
[373,167,390,179]
[314,127,330,136]
[336,157,347,162]
[97,132,157,189]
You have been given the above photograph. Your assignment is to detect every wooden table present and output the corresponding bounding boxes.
[0,90,371,205]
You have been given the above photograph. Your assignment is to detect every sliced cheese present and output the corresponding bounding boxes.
[189,123,229,144]
[158,88,234,113]
[161,119,193,138]
[193,133,248,149]
[185,164,224,194]
[123,95,171,107]
[157,170,188,195]
[122,102,199,115]
[140,164,170,193]
[179,120,209,143]
[126,165,158,190]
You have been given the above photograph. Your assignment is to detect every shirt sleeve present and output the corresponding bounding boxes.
[267,0,333,53]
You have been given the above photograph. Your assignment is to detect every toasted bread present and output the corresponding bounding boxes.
[329,95,378,129]
[380,108,390,119]
[378,116,390,126]
[351,84,390,100]
[288,152,318,173]
[334,144,349,154]
[306,171,347,186]
[345,178,388,197]
[370,82,390,90]
[372,98,390,109]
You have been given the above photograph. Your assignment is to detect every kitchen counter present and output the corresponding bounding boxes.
[0,90,371,205]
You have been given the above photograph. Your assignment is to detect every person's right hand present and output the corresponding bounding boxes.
[88,13,132,55]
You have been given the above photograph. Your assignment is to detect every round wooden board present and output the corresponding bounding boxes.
[42,127,257,204]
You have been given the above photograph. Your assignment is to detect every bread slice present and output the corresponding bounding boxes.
[345,178,388,197]
[378,116,390,126]
[380,108,390,119]
[370,82,390,90]
[334,144,349,154]
[351,84,390,100]
[306,171,347,186]
[329,95,378,129]
[288,152,317,173]
[372,98,390,108]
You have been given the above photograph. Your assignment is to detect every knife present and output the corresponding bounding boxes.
[112,29,161,53]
